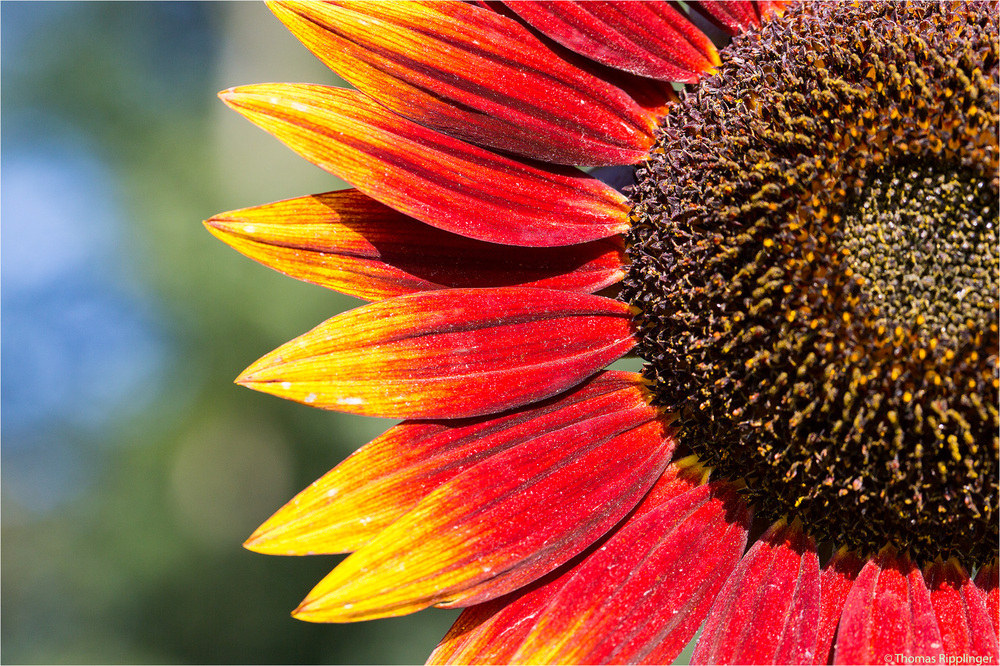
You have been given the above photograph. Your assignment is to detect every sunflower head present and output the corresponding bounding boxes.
[209,1,1000,663]
[624,0,998,564]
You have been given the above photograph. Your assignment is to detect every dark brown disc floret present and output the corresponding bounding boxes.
[622,1,999,563]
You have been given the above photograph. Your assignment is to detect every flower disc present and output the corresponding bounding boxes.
[623,1,999,563]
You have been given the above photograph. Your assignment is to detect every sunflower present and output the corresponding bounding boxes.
[206,1,1000,664]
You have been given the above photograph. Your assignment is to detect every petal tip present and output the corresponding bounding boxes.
[243,535,264,553]
[203,216,235,239]
[243,525,273,553]
[217,87,239,103]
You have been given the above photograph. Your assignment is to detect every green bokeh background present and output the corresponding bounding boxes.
[2,3,459,662]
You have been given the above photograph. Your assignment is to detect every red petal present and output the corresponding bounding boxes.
[926,560,1000,659]
[504,1,718,83]
[220,84,629,247]
[205,190,625,301]
[509,478,751,664]
[834,548,944,664]
[815,548,864,665]
[244,371,650,555]
[693,519,821,665]
[427,458,713,665]
[269,1,655,166]
[237,287,635,419]
[427,594,532,665]
[292,401,675,621]
[976,562,999,637]
[609,72,678,118]
[691,1,760,36]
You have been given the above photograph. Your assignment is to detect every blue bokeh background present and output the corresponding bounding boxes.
[2,3,458,662]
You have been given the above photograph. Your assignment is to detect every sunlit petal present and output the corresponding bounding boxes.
[692,519,821,665]
[509,478,751,664]
[925,560,1000,659]
[268,0,656,166]
[206,189,625,300]
[245,371,651,555]
[813,548,864,665]
[834,547,944,664]
[237,287,635,419]
[504,1,718,83]
[220,84,630,247]
[293,406,675,621]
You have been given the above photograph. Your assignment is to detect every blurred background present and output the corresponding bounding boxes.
[1,3,460,662]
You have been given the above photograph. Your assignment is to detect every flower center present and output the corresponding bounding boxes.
[622,1,998,563]
[842,160,996,339]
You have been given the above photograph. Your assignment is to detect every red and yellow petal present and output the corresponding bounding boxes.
[268,0,656,166]
[834,547,944,664]
[428,593,539,665]
[814,547,864,665]
[220,84,629,247]
[756,0,789,19]
[292,401,675,622]
[507,477,751,664]
[244,371,652,555]
[205,190,625,301]
[236,287,635,419]
[692,519,821,665]
[925,559,1000,659]
[426,461,710,666]
[428,565,579,666]
[504,1,719,83]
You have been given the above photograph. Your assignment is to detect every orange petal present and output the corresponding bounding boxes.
[205,190,625,301]
[268,0,655,166]
[504,1,718,83]
[693,519,821,665]
[756,1,790,20]
[237,287,635,419]
[834,547,944,664]
[292,400,675,622]
[244,371,650,555]
[220,84,629,247]
[925,560,1000,660]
